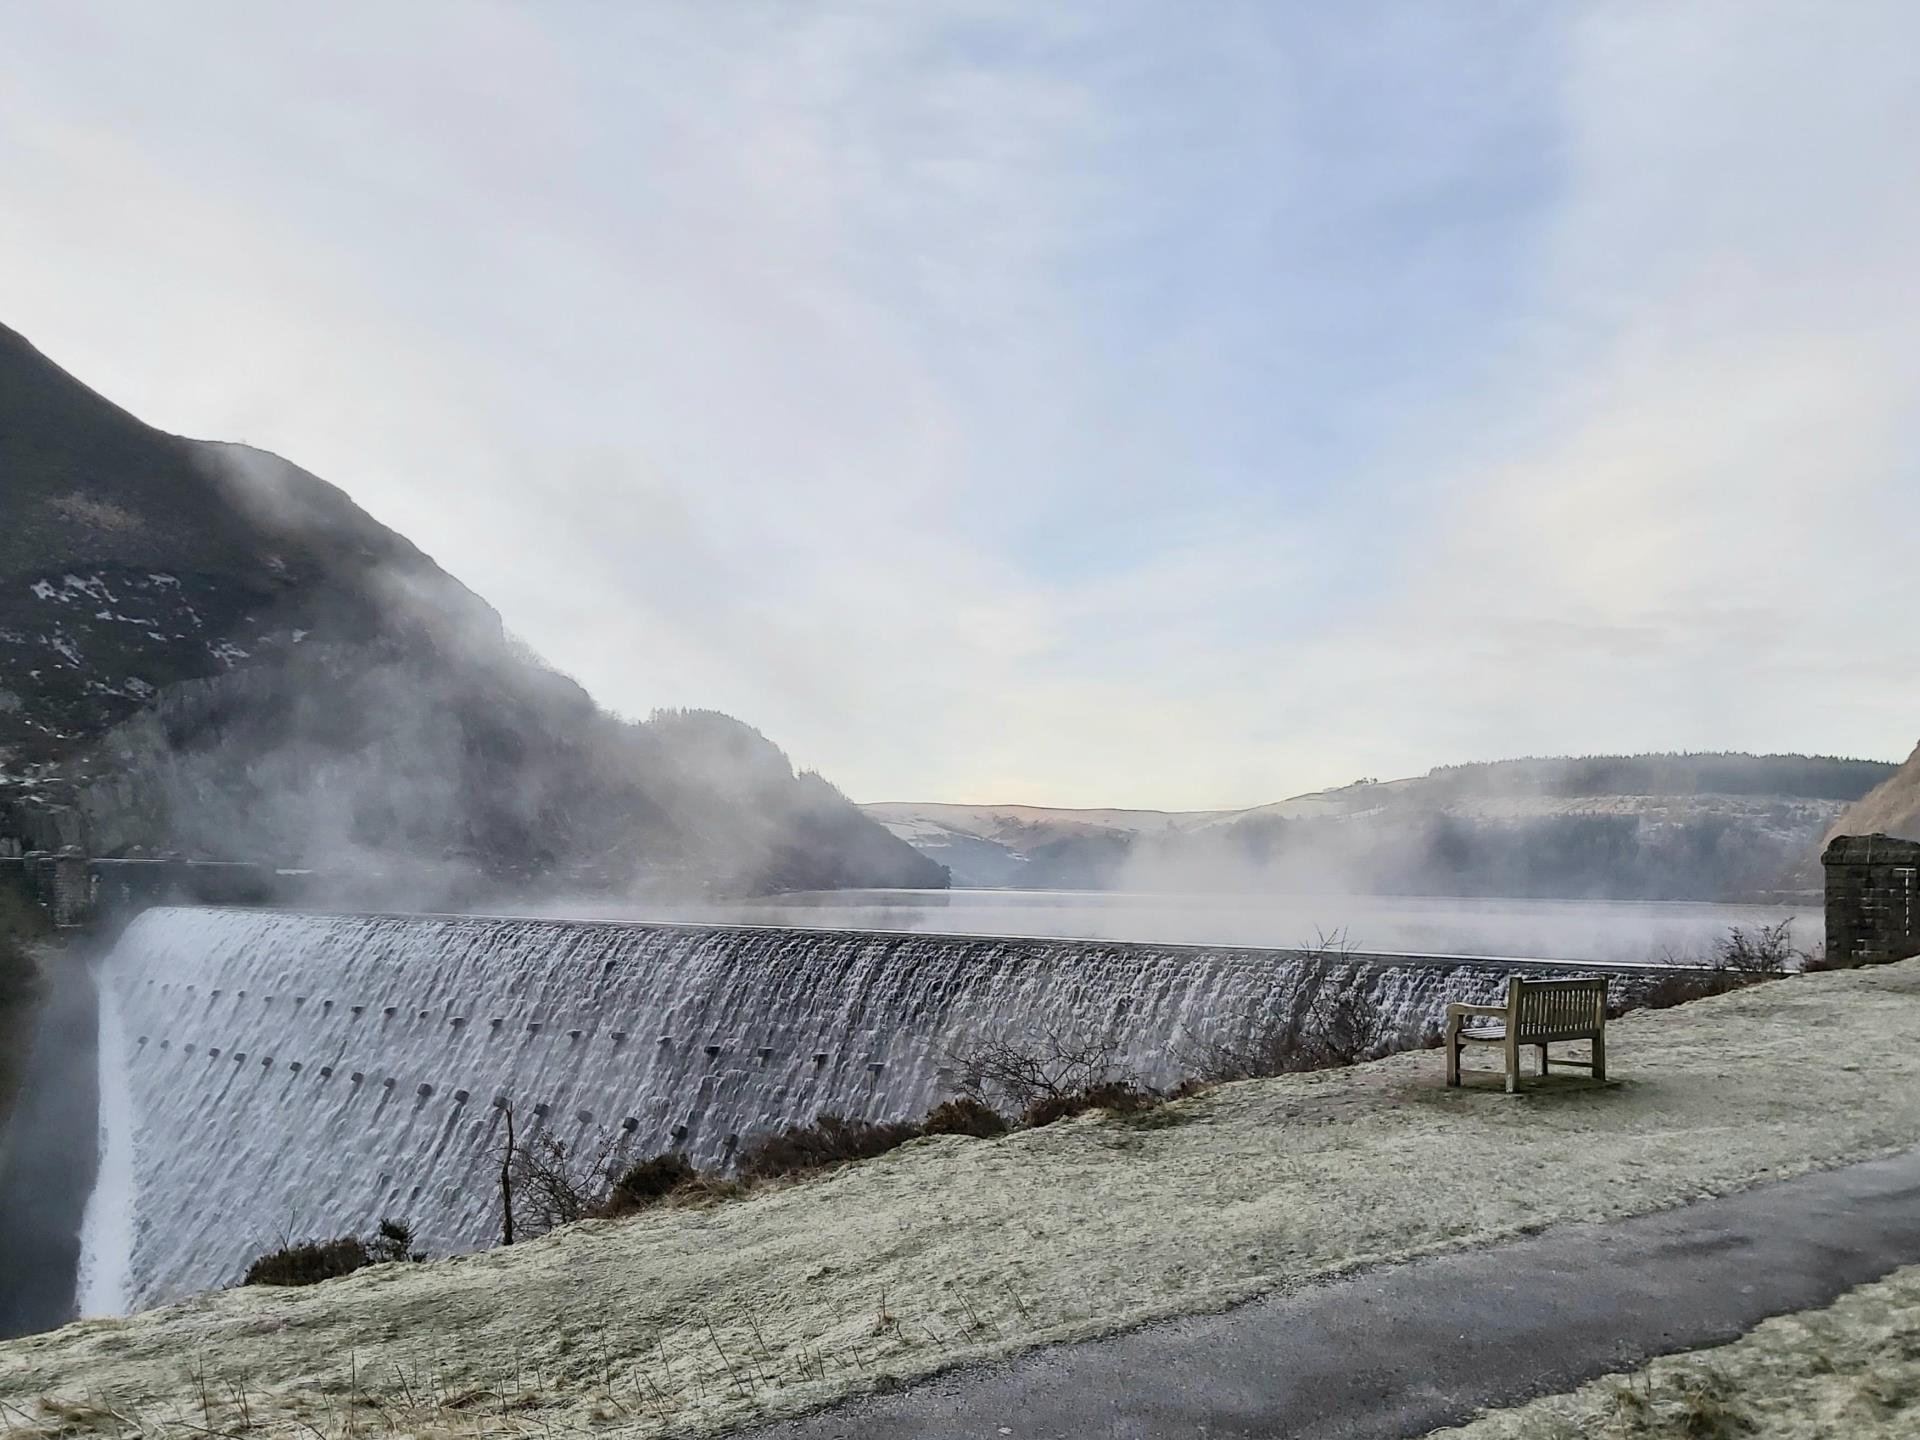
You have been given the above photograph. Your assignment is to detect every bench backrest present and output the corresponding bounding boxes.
[1508,976,1607,1041]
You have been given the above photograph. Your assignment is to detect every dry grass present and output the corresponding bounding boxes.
[1429,1263,1920,1438]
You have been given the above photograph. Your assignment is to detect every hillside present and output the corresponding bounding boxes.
[0,324,942,898]
[1825,740,1920,845]
[0,323,503,762]
[867,754,1895,900]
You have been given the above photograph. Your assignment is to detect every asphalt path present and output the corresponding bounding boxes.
[746,1145,1920,1439]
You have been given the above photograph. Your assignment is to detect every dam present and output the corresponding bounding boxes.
[87,906,1684,1312]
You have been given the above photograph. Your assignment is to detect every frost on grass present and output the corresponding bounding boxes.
[1428,1263,1920,1439]
[4,961,1920,1440]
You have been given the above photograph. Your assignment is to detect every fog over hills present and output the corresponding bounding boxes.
[868,753,1897,901]
[0,324,943,899]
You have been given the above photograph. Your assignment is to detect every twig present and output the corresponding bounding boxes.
[959,1290,991,1334]
[225,1380,251,1432]
[704,1318,753,1395]
[742,1307,774,1363]
[1003,1281,1032,1322]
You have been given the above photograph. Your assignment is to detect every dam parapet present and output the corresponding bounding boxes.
[0,853,313,929]
[98,906,1703,1309]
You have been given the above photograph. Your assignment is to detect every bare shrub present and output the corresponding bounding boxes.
[243,1236,368,1287]
[599,1152,698,1216]
[736,1114,921,1181]
[921,1096,1009,1138]
[1022,1081,1157,1129]
[1627,969,1748,1013]
[243,1218,421,1286]
[1713,920,1797,976]
[1179,942,1385,1085]
[366,1217,423,1264]
[1177,1013,1294,1085]
[512,1129,630,1236]
[1292,956,1382,1068]
[1625,921,1808,1014]
[947,1021,1129,1112]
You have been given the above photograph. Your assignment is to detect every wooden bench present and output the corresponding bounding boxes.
[1445,976,1608,1094]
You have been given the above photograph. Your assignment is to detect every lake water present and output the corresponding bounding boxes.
[546,889,1818,965]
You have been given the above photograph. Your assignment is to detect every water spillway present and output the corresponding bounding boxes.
[97,906,1647,1309]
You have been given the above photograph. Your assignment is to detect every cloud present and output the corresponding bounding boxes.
[0,2,1914,808]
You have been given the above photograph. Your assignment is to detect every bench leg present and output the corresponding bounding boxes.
[1504,1034,1520,1095]
[1445,1019,1461,1086]
[1537,1043,1549,1076]
[1592,1033,1606,1083]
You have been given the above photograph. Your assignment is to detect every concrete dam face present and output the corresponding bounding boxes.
[94,906,1600,1310]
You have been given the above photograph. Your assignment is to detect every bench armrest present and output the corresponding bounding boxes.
[1446,1002,1507,1019]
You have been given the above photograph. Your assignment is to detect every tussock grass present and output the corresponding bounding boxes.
[1432,1265,1920,1437]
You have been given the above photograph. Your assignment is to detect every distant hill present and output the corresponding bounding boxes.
[0,323,943,899]
[867,753,1897,900]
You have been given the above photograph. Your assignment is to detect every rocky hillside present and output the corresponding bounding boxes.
[869,753,1896,900]
[0,323,502,762]
[1824,741,1920,845]
[1,323,943,898]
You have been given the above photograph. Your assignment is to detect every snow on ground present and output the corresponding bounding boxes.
[1427,1263,1920,1438]
[5,961,1920,1440]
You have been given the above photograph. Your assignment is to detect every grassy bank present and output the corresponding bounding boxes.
[1429,1263,1920,1438]
[2,959,1919,1439]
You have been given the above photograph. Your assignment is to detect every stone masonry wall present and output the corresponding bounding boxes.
[1824,833,1920,963]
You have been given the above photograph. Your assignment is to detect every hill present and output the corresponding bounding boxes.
[867,753,1896,900]
[0,324,943,898]
[1824,740,1920,845]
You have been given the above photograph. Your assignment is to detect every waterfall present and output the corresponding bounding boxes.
[74,963,135,1317]
[98,906,1618,1309]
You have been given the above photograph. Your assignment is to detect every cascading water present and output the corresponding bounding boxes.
[97,906,1630,1310]
[74,965,135,1318]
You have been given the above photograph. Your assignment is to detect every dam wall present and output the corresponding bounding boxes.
[97,907,1661,1310]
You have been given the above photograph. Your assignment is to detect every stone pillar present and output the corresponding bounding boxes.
[1824,834,1920,964]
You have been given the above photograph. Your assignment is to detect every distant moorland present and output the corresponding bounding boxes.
[868,751,1902,901]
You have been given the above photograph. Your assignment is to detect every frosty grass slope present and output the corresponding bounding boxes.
[6,959,1920,1440]
[1428,1262,1920,1439]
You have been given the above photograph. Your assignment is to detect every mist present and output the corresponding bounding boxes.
[0,953,100,1337]
[865,756,1881,906]
[38,441,944,916]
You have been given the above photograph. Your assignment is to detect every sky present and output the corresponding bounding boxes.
[3,2,1917,808]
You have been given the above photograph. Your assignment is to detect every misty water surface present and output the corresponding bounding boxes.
[559,890,1816,965]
